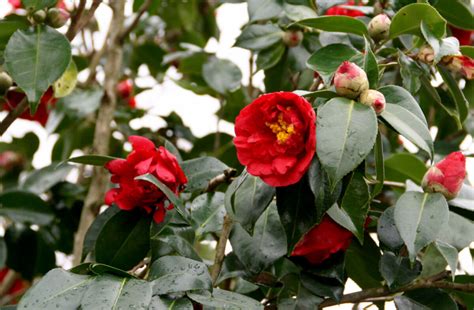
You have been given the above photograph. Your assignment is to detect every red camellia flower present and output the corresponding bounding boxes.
[105,136,187,223]
[325,0,365,17]
[234,92,316,187]
[422,151,466,200]
[291,216,354,264]
[443,55,474,80]
[3,88,56,126]
[117,79,133,99]
[449,25,473,46]
[0,268,27,303]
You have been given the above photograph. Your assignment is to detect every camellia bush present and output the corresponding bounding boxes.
[0,0,473,309]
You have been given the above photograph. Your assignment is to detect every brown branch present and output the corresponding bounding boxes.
[204,168,237,193]
[65,0,86,40]
[211,215,233,286]
[72,0,126,266]
[0,97,29,137]
[119,0,152,43]
[66,0,102,41]
[248,52,254,98]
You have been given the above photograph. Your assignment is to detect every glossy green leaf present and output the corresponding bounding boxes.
[203,58,242,94]
[0,238,6,269]
[149,256,212,294]
[283,3,318,21]
[434,241,457,280]
[317,97,378,187]
[378,85,427,125]
[300,273,343,302]
[230,203,287,274]
[155,234,201,261]
[398,51,424,94]
[460,46,474,58]
[384,153,427,184]
[21,162,73,194]
[438,211,474,250]
[256,43,286,71]
[95,210,151,270]
[21,0,56,10]
[181,157,229,193]
[306,44,358,84]
[0,15,29,51]
[191,192,225,237]
[247,0,283,22]
[0,190,53,225]
[394,192,449,261]
[402,288,458,310]
[434,0,474,30]
[67,155,119,166]
[379,251,422,289]
[149,296,193,310]
[235,24,284,50]
[4,26,71,107]
[372,131,384,197]
[437,65,469,124]
[377,207,404,250]
[296,16,368,37]
[389,3,446,39]
[294,89,337,100]
[187,289,263,309]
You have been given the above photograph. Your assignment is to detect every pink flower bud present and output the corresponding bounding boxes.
[368,14,391,42]
[334,61,369,99]
[422,152,466,200]
[0,151,24,172]
[359,89,386,115]
[418,45,435,64]
[441,55,474,80]
[46,8,70,28]
[282,30,303,47]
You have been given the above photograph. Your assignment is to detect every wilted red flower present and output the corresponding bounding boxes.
[291,216,354,265]
[325,0,365,17]
[3,88,56,126]
[422,151,466,200]
[234,92,316,187]
[449,25,473,46]
[105,136,187,223]
[442,55,474,80]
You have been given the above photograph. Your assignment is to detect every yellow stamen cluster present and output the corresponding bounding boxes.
[266,113,295,143]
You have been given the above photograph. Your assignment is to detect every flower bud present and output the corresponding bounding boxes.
[32,9,47,23]
[359,89,386,115]
[421,151,466,200]
[441,55,474,80]
[117,79,133,99]
[0,151,24,173]
[46,8,70,28]
[0,72,13,95]
[282,30,303,47]
[368,14,391,42]
[417,45,435,64]
[334,61,369,99]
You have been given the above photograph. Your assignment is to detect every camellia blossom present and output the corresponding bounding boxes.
[116,79,137,108]
[234,92,316,187]
[422,151,466,200]
[360,89,386,115]
[105,136,187,223]
[2,88,56,126]
[291,216,354,265]
[325,0,365,17]
[442,55,474,80]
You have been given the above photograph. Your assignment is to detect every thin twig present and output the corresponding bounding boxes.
[248,52,254,98]
[211,215,233,286]
[119,0,152,43]
[204,168,237,193]
[66,0,102,41]
[65,0,87,40]
[0,97,29,137]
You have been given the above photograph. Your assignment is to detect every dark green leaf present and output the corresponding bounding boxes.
[389,3,446,39]
[191,192,225,237]
[155,234,201,261]
[437,211,474,250]
[0,15,29,51]
[0,190,53,225]
[149,296,193,310]
[21,163,73,194]
[21,0,56,10]
[0,132,39,160]
[0,238,6,269]
[294,89,337,100]
[296,16,368,37]
[384,153,427,184]
[235,24,284,50]
[284,3,318,21]
[434,0,474,30]
[402,288,458,310]
[256,43,286,71]
[181,157,229,193]
[187,289,263,309]
[300,273,343,301]
[372,131,384,197]
[460,46,474,58]
[394,192,449,261]
[380,251,422,289]
[67,155,119,166]
[437,65,469,124]
[421,22,459,63]
[378,85,427,125]
[247,0,283,22]
[377,207,404,250]
[203,58,242,94]
[434,241,457,280]
[398,51,424,94]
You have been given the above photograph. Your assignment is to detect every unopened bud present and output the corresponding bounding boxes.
[116,79,133,99]
[283,30,303,47]
[418,45,435,64]
[46,8,70,28]
[334,61,369,99]
[32,9,47,23]
[0,72,13,95]
[421,151,466,200]
[359,89,386,115]
[368,14,391,42]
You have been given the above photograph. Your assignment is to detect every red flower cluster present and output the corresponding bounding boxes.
[2,88,56,126]
[105,136,187,223]
[291,216,354,264]
[325,0,365,17]
[116,79,136,108]
[234,92,316,187]
[422,151,466,200]
[449,25,473,46]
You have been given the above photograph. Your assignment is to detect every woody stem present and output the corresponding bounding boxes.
[0,97,28,137]
[211,215,233,286]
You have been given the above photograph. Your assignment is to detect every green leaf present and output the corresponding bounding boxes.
[389,3,446,39]
[0,190,53,225]
[0,238,6,268]
[276,178,318,252]
[247,0,283,22]
[437,65,469,124]
[460,46,474,58]
[256,43,286,71]
[4,26,71,107]
[191,192,225,237]
[0,132,39,160]
[434,241,457,280]
[0,15,29,51]
[283,4,318,21]
[202,58,242,94]
[95,210,151,270]
[21,0,57,10]
[296,16,368,37]
[398,51,424,94]
[149,296,193,309]
[421,243,451,279]
[155,234,201,261]
[187,289,263,309]
[362,37,378,89]
[53,60,78,98]
[434,0,474,30]
[377,207,404,250]
[327,171,369,243]
[88,263,133,278]
[181,157,229,193]
[229,174,275,233]
[306,44,358,85]
[394,192,449,261]
[378,85,427,125]
[235,24,284,50]
[67,155,119,166]
[58,88,103,118]
[230,203,287,274]
[317,97,378,187]
[385,153,427,184]
[437,211,474,250]
[149,256,212,294]
[372,131,384,197]
[21,163,73,194]
[401,288,458,310]
[380,102,433,157]
[294,89,337,100]
[380,251,422,289]
[18,268,94,309]
[300,273,343,302]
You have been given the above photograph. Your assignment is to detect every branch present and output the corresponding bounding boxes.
[65,0,86,40]
[66,0,102,41]
[211,215,233,286]
[119,0,152,43]
[205,168,237,193]
[0,97,29,137]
